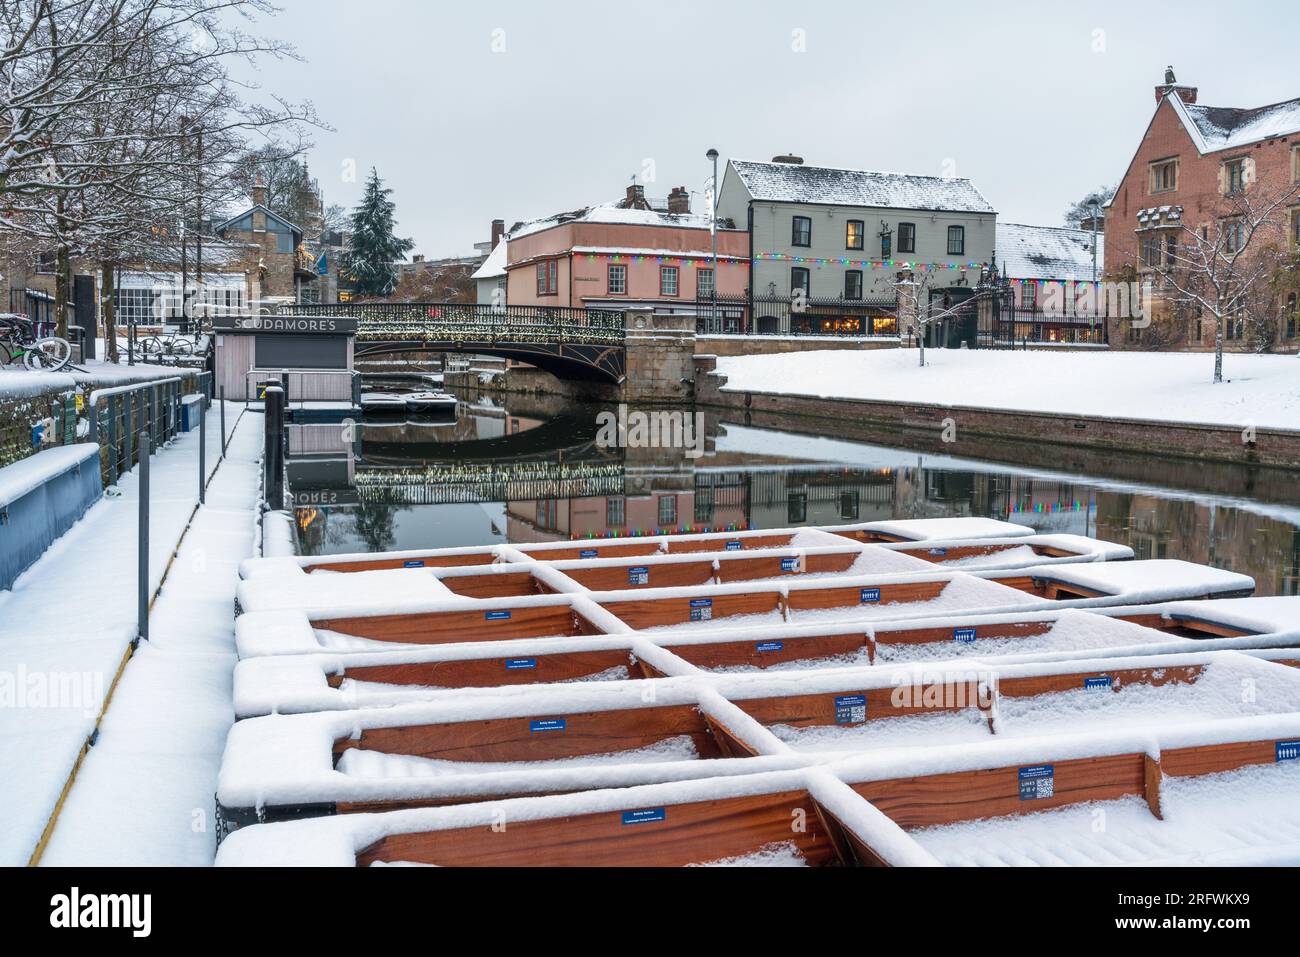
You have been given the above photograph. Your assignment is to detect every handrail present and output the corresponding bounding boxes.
[88,376,183,407]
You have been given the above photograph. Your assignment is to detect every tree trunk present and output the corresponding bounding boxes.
[101,261,118,363]
[1213,298,1224,384]
[918,324,926,367]
[54,243,70,339]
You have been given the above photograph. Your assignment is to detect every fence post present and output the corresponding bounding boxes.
[263,385,285,510]
[219,387,227,458]
[137,428,150,644]
[199,397,206,506]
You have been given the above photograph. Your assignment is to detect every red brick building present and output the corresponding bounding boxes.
[1104,69,1300,351]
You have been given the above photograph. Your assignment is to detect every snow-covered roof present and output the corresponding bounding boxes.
[470,239,507,280]
[509,202,722,241]
[996,223,1103,282]
[728,159,996,214]
[1172,92,1300,154]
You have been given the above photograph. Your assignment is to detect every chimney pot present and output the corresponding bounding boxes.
[625,184,648,208]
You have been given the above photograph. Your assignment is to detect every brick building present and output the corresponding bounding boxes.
[1103,68,1300,351]
[214,180,317,305]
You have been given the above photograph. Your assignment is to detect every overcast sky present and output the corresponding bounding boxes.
[244,0,1300,257]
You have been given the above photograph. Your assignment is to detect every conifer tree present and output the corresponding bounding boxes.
[343,168,414,297]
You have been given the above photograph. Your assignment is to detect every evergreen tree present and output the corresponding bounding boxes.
[343,168,414,297]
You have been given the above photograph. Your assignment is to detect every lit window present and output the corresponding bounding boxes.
[846,220,864,250]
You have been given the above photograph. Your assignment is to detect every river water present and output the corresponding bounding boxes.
[286,387,1300,597]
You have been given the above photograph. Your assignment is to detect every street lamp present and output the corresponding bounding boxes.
[706,148,719,332]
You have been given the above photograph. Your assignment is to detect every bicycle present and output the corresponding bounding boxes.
[139,328,195,358]
[0,313,73,371]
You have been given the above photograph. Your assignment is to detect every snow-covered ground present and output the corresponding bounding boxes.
[714,349,1300,430]
[0,403,262,866]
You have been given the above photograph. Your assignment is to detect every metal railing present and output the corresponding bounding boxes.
[86,372,211,485]
[694,295,899,336]
[279,302,625,346]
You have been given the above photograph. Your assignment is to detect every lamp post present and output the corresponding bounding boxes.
[706,148,719,333]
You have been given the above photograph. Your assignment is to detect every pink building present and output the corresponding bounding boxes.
[505,184,750,329]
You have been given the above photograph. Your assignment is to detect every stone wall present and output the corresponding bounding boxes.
[694,360,1300,469]
[623,307,695,403]
[695,334,899,357]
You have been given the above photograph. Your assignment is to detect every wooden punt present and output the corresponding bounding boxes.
[215,717,1300,867]
[243,517,1037,579]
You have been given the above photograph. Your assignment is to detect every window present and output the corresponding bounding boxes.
[117,287,160,325]
[1292,209,1300,247]
[897,222,916,253]
[536,260,557,295]
[792,215,812,247]
[1224,159,1246,195]
[790,267,810,296]
[880,230,892,258]
[607,264,626,295]
[1223,220,1244,254]
[1141,234,1162,268]
[1165,233,1178,265]
[659,265,679,296]
[787,492,807,524]
[946,225,965,255]
[657,495,677,528]
[1020,282,1036,307]
[606,497,625,528]
[1293,145,1300,183]
[1150,159,1178,193]
[696,267,715,298]
[535,500,558,530]
[839,491,860,521]
[846,220,864,250]
[844,270,863,300]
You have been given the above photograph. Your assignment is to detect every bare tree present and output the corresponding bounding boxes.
[1,0,323,338]
[1147,181,1299,382]
[884,269,995,367]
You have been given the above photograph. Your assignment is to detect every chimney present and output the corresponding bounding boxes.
[491,218,505,248]
[667,186,690,214]
[251,174,267,208]
[1154,65,1197,104]
[412,254,424,263]
[772,154,804,165]
[624,183,648,209]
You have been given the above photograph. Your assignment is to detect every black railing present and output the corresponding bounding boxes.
[280,302,625,346]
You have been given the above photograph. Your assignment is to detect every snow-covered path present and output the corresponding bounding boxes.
[713,349,1300,431]
[0,403,263,866]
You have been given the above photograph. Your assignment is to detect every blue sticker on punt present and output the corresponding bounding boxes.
[756,641,784,653]
[1277,740,1300,762]
[402,559,426,568]
[485,610,512,621]
[1019,765,1055,800]
[780,557,798,571]
[689,597,713,622]
[622,807,666,825]
[835,694,867,725]
[690,598,713,607]
[725,540,742,551]
[953,627,977,643]
[929,547,948,557]
[530,718,566,733]
[579,549,598,559]
[505,658,536,670]
[860,587,881,603]
[628,566,649,585]
[1084,676,1113,690]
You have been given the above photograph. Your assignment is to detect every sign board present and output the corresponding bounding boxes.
[211,314,358,336]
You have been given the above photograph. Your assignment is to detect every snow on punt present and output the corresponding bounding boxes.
[216,712,1300,867]
[217,518,1300,867]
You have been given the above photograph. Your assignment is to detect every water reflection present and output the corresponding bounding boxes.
[287,389,1300,597]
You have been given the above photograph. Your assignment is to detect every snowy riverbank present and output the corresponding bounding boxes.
[714,349,1300,432]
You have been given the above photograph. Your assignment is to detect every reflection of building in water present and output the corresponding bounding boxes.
[1096,492,1300,597]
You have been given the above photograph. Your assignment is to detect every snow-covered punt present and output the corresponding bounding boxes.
[236,517,1038,581]
[216,712,1300,867]
[217,650,1300,832]
[237,532,1131,617]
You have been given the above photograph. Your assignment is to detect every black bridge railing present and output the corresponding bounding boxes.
[280,302,625,346]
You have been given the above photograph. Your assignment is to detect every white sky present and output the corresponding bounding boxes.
[244,0,1300,258]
